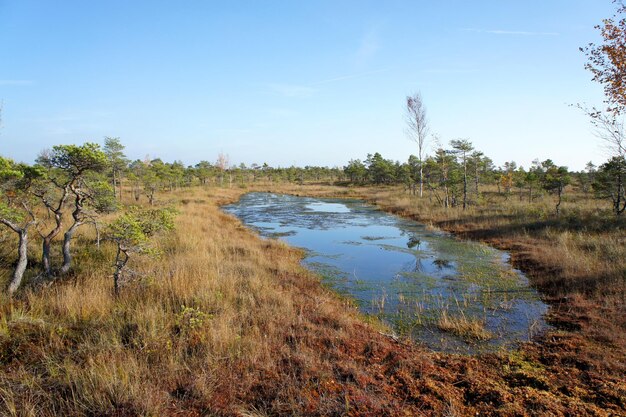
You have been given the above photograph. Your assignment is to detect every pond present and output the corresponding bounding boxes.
[224,193,548,353]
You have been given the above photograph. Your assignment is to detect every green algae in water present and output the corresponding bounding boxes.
[224,193,549,354]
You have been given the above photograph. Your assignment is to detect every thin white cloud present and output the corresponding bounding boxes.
[212,128,255,135]
[313,68,391,85]
[267,68,390,99]
[268,83,317,98]
[420,68,479,74]
[461,28,559,36]
[0,79,34,86]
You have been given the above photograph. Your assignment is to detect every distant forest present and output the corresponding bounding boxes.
[2,135,622,215]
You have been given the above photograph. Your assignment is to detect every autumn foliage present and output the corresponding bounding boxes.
[582,1,626,114]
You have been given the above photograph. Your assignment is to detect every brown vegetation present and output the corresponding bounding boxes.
[0,184,625,416]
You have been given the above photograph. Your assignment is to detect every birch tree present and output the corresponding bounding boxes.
[405,92,429,197]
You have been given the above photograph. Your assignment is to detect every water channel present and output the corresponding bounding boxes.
[224,192,548,353]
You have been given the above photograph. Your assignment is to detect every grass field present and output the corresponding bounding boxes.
[0,183,625,416]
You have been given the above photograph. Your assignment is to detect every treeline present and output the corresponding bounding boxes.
[1,136,624,295]
[346,141,624,216]
[3,137,624,218]
[60,138,624,218]
[345,148,573,212]
[125,158,344,199]
[118,138,623,217]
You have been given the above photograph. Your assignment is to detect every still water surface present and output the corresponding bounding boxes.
[224,193,548,353]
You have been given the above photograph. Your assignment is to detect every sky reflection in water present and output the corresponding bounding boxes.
[224,193,548,353]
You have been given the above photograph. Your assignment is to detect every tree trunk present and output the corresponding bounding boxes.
[555,187,562,216]
[35,185,69,277]
[112,170,118,200]
[475,166,480,195]
[41,211,62,276]
[42,236,52,276]
[113,245,129,295]
[118,172,123,203]
[419,164,423,198]
[616,170,625,215]
[8,229,29,295]
[462,156,468,210]
[60,188,86,275]
[93,221,101,249]
[60,221,81,275]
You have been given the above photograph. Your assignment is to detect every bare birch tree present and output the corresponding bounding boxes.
[216,152,229,187]
[405,92,429,197]
[588,109,626,158]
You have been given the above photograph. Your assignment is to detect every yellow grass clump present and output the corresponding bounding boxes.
[437,311,493,341]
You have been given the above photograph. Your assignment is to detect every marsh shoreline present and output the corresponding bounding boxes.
[1,184,623,416]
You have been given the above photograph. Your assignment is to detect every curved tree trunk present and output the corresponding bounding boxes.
[2,214,35,295]
[35,185,69,277]
[9,231,28,293]
[60,221,81,275]
[60,188,85,275]
[41,211,62,276]
[113,245,129,295]
[8,229,29,295]
[42,237,52,275]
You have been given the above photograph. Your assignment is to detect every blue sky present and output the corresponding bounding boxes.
[0,1,615,170]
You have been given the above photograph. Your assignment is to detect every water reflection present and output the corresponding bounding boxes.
[224,193,548,353]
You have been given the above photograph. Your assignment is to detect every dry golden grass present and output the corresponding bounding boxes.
[0,188,277,414]
[0,182,624,416]
[437,311,492,341]
[1,186,403,415]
